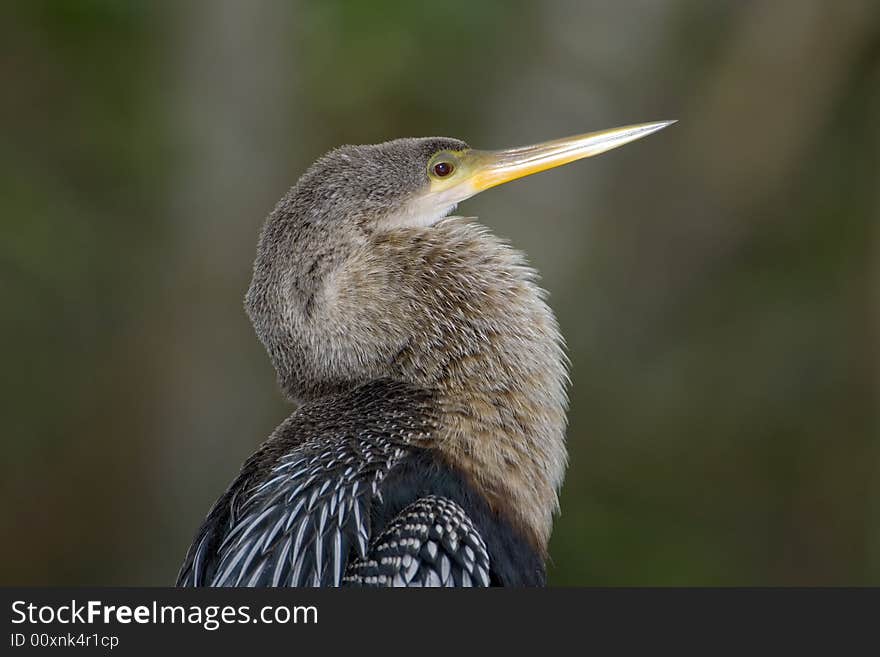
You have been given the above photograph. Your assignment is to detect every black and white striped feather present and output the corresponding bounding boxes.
[181,437,411,586]
[343,495,491,587]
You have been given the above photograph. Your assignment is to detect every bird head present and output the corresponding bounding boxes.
[284,121,674,233]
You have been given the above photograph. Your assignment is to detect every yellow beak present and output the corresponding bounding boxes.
[463,120,675,195]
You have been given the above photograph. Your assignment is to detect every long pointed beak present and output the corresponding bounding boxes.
[464,120,675,195]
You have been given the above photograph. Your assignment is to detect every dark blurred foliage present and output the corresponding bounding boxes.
[1,0,877,585]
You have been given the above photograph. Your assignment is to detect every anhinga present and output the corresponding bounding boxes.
[177,121,673,587]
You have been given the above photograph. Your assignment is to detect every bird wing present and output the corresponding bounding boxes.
[342,495,491,587]
[177,380,443,588]
[178,431,409,587]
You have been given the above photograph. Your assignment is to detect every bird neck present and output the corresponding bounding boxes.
[371,218,569,551]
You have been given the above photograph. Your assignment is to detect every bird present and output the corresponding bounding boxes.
[177,120,674,587]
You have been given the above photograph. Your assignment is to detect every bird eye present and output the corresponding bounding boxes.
[433,161,454,177]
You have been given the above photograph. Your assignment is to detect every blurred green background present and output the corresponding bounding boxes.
[2,0,878,586]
